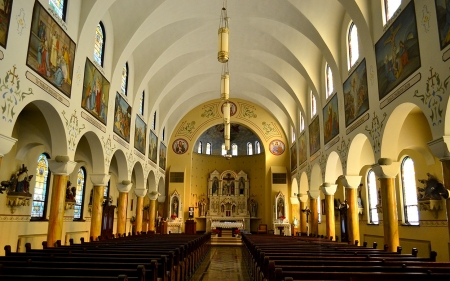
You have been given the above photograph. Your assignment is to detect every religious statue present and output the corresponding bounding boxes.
[199,198,206,217]
[1,164,33,194]
[418,173,449,200]
[66,181,76,201]
[293,216,298,227]
[230,181,235,195]
[239,177,245,195]
[249,199,257,217]
[212,177,218,195]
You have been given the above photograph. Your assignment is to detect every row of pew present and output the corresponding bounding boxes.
[242,234,450,281]
[0,232,210,281]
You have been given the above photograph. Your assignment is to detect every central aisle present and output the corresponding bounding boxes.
[190,246,251,281]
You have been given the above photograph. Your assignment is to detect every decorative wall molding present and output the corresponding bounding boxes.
[113,134,129,149]
[380,73,421,109]
[420,220,448,227]
[0,214,31,221]
[346,113,369,135]
[81,111,106,132]
[26,71,69,107]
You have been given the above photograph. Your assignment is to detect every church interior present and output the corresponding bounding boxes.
[2,0,450,278]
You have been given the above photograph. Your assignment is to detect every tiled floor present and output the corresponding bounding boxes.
[190,246,252,281]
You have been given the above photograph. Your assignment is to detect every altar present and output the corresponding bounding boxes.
[167,220,182,234]
[273,222,291,236]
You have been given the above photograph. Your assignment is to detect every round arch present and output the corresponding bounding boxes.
[310,164,322,191]
[347,133,375,175]
[325,151,343,183]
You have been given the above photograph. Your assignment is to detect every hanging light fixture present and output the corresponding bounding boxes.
[218,3,229,63]
[220,62,229,100]
[223,101,230,124]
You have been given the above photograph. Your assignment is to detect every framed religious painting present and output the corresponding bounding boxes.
[113,92,131,142]
[343,59,369,127]
[172,138,188,154]
[309,116,320,156]
[322,93,339,144]
[134,115,146,155]
[148,130,158,163]
[0,0,13,48]
[26,0,76,98]
[159,142,167,170]
[81,58,110,125]
[269,140,285,155]
[375,1,420,100]
[435,0,450,50]
[298,132,307,165]
[290,142,297,172]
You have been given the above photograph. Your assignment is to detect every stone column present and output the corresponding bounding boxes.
[308,190,320,236]
[148,191,159,232]
[135,189,147,234]
[338,175,361,245]
[321,183,337,240]
[90,174,110,241]
[372,158,401,252]
[298,193,308,234]
[0,134,17,169]
[117,181,133,236]
[427,137,450,243]
[46,157,77,247]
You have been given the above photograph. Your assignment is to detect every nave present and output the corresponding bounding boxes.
[190,246,251,281]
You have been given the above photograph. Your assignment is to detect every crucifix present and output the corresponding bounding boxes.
[301,206,311,236]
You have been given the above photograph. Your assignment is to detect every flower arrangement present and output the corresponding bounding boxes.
[279,216,286,220]
[171,214,177,220]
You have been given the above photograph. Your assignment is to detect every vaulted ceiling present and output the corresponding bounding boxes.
[83,0,373,138]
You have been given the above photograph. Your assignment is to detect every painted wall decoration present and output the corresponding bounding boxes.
[173,138,188,154]
[16,8,26,36]
[0,0,12,48]
[435,0,450,50]
[26,1,76,98]
[298,132,307,165]
[269,139,285,155]
[365,111,387,154]
[113,92,131,142]
[343,59,369,127]
[134,115,146,155]
[1,65,33,122]
[323,94,340,144]
[81,58,110,125]
[375,1,421,100]
[62,109,85,151]
[148,130,158,163]
[159,142,167,170]
[309,116,320,156]
[221,101,237,116]
[290,142,297,172]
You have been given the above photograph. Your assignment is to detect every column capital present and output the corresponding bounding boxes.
[298,193,309,203]
[148,190,160,200]
[135,188,148,198]
[372,158,400,179]
[47,157,77,175]
[307,189,320,199]
[428,136,450,161]
[338,175,361,189]
[320,183,337,196]
[117,180,133,193]
[0,134,17,157]
[90,174,110,186]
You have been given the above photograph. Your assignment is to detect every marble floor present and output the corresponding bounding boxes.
[190,246,252,281]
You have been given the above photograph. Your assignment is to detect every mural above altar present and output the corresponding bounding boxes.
[206,169,251,232]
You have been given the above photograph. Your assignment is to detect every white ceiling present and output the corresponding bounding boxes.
[85,0,372,137]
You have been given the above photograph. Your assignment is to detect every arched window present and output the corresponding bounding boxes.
[121,63,128,96]
[94,22,105,66]
[401,156,419,225]
[310,91,316,117]
[326,64,333,98]
[197,142,203,154]
[348,22,359,69]
[162,127,165,141]
[31,153,51,220]
[367,169,379,224]
[300,112,305,132]
[317,195,321,223]
[232,143,238,156]
[104,180,110,201]
[291,126,296,143]
[139,91,145,116]
[74,167,86,220]
[152,111,156,130]
[247,142,253,155]
[221,144,226,155]
[255,141,261,154]
[384,0,401,23]
[206,142,212,155]
[49,0,67,21]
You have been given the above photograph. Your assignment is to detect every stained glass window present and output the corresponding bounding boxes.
[221,144,226,156]
[385,0,401,22]
[255,141,261,154]
[300,112,305,132]
[311,91,316,117]
[139,91,145,116]
[232,143,238,156]
[49,0,67,21]
[121,63,128,96]
[31,154,50,219]
[401,156,419,225]
[103,180,110,200]
[247,142,253,155]
[348,22,359,69]
[198,142,203,154]
[291,126,296,143]
[94,22,105,66]
[74,167,86,220]
[206,143,212,155]
[367,169,379,224]
[162,127,165,141]
[152,111,156,130]
[326,64,333,98]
